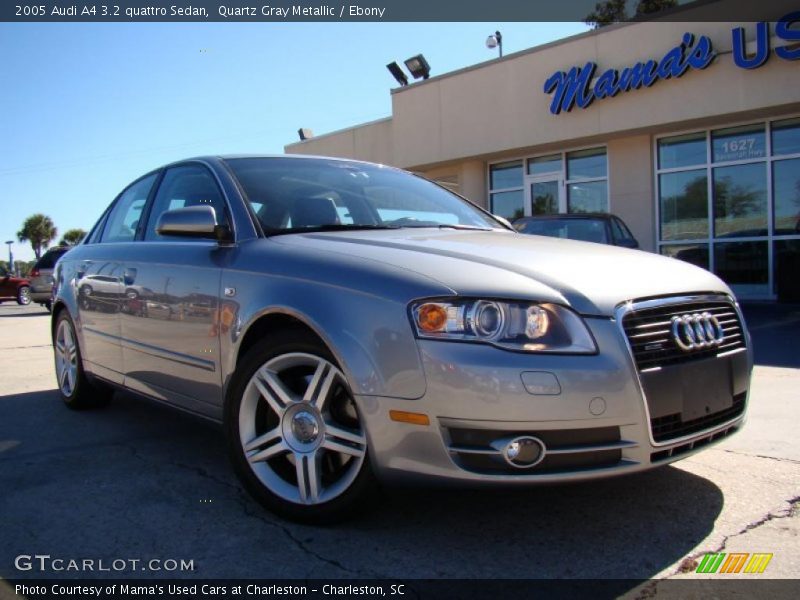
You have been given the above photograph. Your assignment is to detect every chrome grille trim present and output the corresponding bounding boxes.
[620,296,747,371]
[614,293,750,448]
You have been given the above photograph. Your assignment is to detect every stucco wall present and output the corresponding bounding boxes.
[287,117,394,165]
[388,20,800,169]
[607,135,655,251]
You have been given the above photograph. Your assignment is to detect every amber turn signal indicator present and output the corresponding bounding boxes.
[389,410,430,426]
[416,303,447,333]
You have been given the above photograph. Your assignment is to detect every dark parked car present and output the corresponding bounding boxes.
[30,246,71,311]
[513,213,639,248]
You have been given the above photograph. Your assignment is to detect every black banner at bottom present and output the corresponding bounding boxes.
[3,579,800,600]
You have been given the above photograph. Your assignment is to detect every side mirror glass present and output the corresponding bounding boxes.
[156,206,230,241]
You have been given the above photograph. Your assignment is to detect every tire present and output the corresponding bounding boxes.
[53,311,113,410]
[17,286,31,305]
[225,329,378,524]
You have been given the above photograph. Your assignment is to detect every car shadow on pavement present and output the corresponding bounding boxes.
[741,303,800,368]
[1,388,722,585]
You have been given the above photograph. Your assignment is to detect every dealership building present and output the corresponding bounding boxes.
[285,9,800,301]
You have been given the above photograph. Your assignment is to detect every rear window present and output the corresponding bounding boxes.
[35,247,69,269]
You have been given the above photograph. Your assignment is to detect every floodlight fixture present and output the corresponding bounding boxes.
[404,54,431,80]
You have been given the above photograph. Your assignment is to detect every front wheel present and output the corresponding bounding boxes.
[225,330,377,524]
[17,286,31,305]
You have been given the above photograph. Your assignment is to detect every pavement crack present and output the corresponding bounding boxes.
[231,488,380,578]
[719,449,800,465]
[716,495,800,547]
[632,495,800,598]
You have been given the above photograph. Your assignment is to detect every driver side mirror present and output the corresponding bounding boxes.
[156,206,232,242]
[493,215,514,229]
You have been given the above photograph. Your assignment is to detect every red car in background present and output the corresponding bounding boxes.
[0,266,31,305]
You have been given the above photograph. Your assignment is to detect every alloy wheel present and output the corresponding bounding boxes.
[238,352,367,505]
[55,319,78,397]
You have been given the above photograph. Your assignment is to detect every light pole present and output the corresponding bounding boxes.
[486,30,503,58]
[5,241,13,275]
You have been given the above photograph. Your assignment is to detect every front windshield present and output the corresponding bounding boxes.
[224,157,501,233]
[516,218,609,244]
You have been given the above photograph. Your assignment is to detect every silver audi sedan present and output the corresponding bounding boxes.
[51,155,752,523]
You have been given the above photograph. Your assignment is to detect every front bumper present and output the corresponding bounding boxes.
[356,316,750,485]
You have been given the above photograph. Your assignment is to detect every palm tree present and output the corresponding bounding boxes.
[59,228,87,246]
[17,214,57,259]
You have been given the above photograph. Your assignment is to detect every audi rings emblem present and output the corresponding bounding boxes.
[671,312,725,351]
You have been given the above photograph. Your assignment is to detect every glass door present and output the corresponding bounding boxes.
[525,174,564,216]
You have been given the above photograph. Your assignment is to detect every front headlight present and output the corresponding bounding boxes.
[410,299,597,354]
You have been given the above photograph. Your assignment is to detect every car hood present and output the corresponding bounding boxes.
[274,229,731,316]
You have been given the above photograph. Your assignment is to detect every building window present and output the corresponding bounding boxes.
[489,147,608,218]
[657,117,800,300]
[489,160,524,220]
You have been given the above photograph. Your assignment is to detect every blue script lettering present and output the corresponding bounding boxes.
[544,34,714,114]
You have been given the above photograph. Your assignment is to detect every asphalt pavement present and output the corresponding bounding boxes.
[0,301,798,591]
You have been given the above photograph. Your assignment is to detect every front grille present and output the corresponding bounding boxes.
[445,426,638,476]
[650,392,746,442]
[622,297,746,371]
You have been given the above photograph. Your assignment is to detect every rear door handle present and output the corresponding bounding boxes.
[123,268,137,286]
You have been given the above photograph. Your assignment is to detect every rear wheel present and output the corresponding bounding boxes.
[17,286,31,305]
[54,312,112,409]
[226,330,377,523]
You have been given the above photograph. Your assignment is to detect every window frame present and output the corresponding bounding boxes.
[654,114,800,299]
[487,144,610,218]
[98,171,161,244]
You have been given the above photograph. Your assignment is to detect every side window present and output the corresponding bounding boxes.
[145,165,228,241]
[611,217,634,243]
[100,174,157,243]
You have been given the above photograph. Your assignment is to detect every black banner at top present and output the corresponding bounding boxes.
[0,0,797,22]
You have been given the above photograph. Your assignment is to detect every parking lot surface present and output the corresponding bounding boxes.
[0,302,798,589]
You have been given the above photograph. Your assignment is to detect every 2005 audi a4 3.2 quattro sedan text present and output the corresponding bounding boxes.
[51,156,752,522]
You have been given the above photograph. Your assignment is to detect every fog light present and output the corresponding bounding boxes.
[501,436,546,468]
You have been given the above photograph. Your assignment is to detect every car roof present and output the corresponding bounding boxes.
[514,213,617,221]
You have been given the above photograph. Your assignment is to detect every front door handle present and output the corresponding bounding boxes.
[123,268,137,286]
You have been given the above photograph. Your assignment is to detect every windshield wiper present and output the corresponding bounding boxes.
[265,224,400,236]
[436,224,495,231]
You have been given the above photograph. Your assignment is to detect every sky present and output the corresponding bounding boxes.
[0,21,588,262]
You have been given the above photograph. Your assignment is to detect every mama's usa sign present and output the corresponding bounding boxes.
[544,12,800,115]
